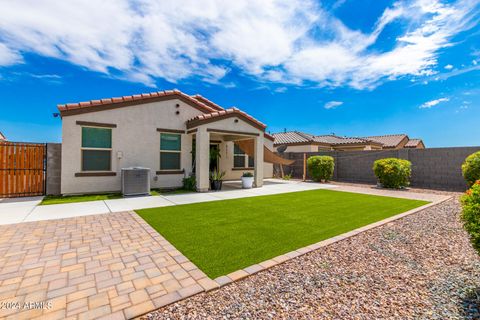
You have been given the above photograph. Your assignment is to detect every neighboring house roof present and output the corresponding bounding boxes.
[58,89,217,116]
[363,134,408,148]
[186,107,266,131]
[264,132,275,141]
[313,135,379,146]
[272,131,382,147]
[404,138,424,148]
[0,131,6,141]
[273,131,312,145]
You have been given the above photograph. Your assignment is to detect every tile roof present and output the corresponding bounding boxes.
[273,132,382,146]
[58,89,217,116]
[264,132,275,141]
[404,138,423,148]
[363,134,408,148]
[186,107,267,130]
[191,94,224,111]
[272,131,312,145]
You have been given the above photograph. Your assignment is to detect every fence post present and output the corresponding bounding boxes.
[303,153,306,181]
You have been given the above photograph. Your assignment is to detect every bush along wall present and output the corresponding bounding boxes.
[462,151,480,187]
[373,158,412,189]
[461,181,480,254]
[307,156,335,182]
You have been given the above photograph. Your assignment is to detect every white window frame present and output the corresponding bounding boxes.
[233,145,253,169]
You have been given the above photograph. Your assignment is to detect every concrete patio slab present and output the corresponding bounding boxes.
[162,193,220,205]
[208,190,258,200]
[0,207,34,225]
[105,196,175,213]
[0,196,43,225]
[23,200,110,222]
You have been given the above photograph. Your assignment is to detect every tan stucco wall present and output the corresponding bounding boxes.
[61,99,203,194]
[61,101,273,194]
[278,144,320,153]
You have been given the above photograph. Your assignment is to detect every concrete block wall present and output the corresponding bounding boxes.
[276,146,480,191]
[46,143,61,195]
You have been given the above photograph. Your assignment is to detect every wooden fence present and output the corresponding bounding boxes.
[0,142,46,197]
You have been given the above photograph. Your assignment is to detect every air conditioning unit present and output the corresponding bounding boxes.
[121,167,150,196]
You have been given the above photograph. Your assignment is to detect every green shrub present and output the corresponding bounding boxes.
[461,181,480,254]
[373,158,411,189]
[307,156,334,182]
[182,175,196,191]
[282,173,292,180]
[462,151,480,187]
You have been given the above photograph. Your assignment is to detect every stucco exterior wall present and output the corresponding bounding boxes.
[61,99,202,194]
[279,144,320,153]
[61,100,273,194]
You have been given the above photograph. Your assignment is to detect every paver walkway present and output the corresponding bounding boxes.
[0,212,216,320]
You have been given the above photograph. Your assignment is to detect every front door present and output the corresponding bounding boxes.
[209,144,220,172]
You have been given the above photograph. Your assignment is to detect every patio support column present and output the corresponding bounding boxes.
[254,135,264,187]
[195,127,210,192]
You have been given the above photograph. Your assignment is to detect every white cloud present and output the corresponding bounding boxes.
[0,43,21,66]
[419,97,450,109]
[324,101,343,109]
[0,0,477,88]
[444,64,454,69]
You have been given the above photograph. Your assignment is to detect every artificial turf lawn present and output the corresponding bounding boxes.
[136,189,429,279]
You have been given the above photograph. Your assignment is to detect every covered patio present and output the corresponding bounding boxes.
[186,108,293,192]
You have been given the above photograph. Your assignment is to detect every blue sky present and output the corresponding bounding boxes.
[0,0,479,147]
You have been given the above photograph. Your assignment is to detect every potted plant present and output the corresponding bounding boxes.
[209,170,225,191]
[241,172,254,189]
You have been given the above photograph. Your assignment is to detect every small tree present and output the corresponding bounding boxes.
[307,156,334,182]
[462,151,480,187]
[461,181,480,254]
[373,158,411,189]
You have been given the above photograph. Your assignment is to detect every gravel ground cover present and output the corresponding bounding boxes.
[143,195,480,320]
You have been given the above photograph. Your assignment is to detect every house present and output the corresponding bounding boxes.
[0,132,6,141]
[58,89,289,194]
[404,138,425,149]
[273,131,383,152]
[273,131,425,152]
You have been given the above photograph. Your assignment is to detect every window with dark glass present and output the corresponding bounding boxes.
[160,133,181,170]
[81,127,112,171]
[233,144,254,168]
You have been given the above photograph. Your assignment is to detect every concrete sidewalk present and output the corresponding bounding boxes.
[0,179,449,226]
[0,179,337,225]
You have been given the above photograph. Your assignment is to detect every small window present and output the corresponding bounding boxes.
[248,155,254,168]
[233,144,246,168]
[160,133,181,170]
[81,127,112,171]
[233,144,254,168]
